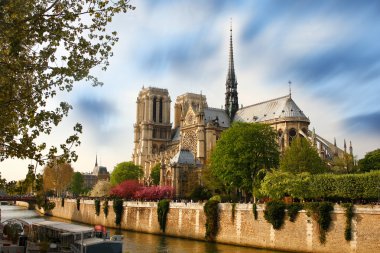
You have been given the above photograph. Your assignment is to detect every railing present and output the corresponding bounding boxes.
[70,244,81,253]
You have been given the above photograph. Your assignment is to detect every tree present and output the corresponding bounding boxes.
[24,165,35,194]
[0,172,6,191]
[110,180,141,199]
[110,161,143,186]
[0,0,135,166]
[208,122,280,197]
[43,161,73,195]
[280,137,328,174]
[150,164,161,185]
[358,148,380,172]
[331,153,356,174]
[90,180,111,197]
[70,172,84,197]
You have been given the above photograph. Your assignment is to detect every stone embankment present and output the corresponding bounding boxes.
[24,199,380,253]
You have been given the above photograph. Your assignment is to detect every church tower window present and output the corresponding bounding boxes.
[153,97,157,122]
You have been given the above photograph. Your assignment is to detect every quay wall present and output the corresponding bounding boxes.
[41,199,380,253]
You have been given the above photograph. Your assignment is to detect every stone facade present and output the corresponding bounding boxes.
[132,27,351,197]
[43,199,380,253]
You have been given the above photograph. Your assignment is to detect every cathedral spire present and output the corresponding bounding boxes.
[225,21,239,120]
[95,154,98,167]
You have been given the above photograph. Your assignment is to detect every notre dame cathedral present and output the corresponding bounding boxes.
[132,27,352,197]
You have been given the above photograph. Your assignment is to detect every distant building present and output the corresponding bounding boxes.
[82,156,110,190]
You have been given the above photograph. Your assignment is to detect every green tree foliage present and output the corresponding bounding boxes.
[189,185,212,202]
[264,200,286,230]
[280,137,328,174]
[261,170,380,201]
[110,161,143,186]
[331,153,356,174]
[208,122,279,196]
[150,164,161,185]
[24,165,35,194]
[0,172,7,191]
[70,172,84,197]
[260,171,311,200]
[0,0,134,165]
[358,148,380,172]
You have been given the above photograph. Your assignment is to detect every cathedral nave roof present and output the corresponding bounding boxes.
[233,95,310,123]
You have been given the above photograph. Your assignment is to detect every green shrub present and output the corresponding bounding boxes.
[76,198,80,211]
[264,200,286,229]
[157,199,170,233]
[253,203,258,220]
[189,185,212,201]
[305,202,334,243]
[113,199,124,226]
[261,170,380,201]
[204,199,220,240]
[209,195,222,202]
[342,203,354,241]
[287,203,303,222]
[103,200,109,217]
[94,199,101,216]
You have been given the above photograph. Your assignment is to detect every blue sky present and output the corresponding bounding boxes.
[2,0,380,180]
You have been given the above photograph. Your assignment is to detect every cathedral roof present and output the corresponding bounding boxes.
[233,95,310,123]
[93,166,108,175]
[170,149,201,165]
[204,107,231,128]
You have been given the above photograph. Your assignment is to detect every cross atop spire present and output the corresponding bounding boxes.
[225,21,239,120]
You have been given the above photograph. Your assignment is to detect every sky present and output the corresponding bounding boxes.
[2,0,380,181]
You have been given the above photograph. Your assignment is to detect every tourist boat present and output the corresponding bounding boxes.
[29,220,123,253]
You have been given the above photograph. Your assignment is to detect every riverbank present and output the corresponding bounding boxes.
[26,199,380,253]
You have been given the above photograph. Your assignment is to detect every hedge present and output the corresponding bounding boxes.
[261,170,380,200]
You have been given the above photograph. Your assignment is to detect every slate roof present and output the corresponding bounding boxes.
[93,166,108,175]
[204,107,231,128]
[233,95,309,123]
[170,149,201,165]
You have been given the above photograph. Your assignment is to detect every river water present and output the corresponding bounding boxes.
[0,205,284,253]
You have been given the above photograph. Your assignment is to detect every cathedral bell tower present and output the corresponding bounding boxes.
[132,87,172,180]
[225,24,239,120]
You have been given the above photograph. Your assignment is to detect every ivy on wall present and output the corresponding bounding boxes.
[342,203,354,241]
[76,198,80,211]
[287,203,303,222]
[113,198,124,226]
[264,200,286,230]
[305,202,334,244]
[94,199,101,216]
[103,199,109,218]
[231,202,236,222]
[204,199,220,240]
[253,203,258,220]
[157,199,170,233]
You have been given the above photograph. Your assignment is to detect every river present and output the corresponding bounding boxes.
[0,205,284,253]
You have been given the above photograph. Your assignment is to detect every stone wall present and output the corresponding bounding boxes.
[44,199,380,253]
